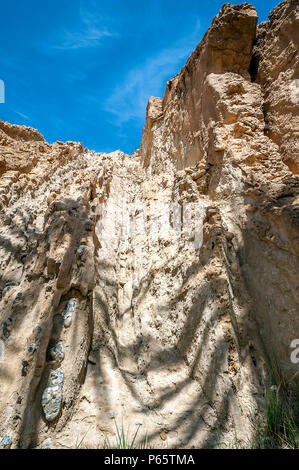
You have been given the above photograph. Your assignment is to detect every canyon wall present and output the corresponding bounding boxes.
[0,1,298,449]
[140,0,299,382]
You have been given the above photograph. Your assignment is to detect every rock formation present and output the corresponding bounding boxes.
[0,1,298,449]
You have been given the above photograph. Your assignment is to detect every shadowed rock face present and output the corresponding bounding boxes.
[0,1,298,449]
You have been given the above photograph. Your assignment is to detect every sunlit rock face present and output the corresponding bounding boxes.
[0,1,298,449]
[252,0,299,173]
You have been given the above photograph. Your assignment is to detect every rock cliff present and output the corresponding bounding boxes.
[0,1,298,449]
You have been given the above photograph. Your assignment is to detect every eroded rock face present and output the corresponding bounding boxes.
[140,2,258,171]
[0,1,298,449]
[252,0,299,173]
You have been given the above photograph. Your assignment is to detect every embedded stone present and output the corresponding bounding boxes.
[43,438,52,449]
[62,298,76,328]
[28,340,40,354]
[77,245,86,257]
[2,317,13,339]
[49,342,64,364]
[2,285,13,297]
[0,434,12,449]
[84,220,93,231]
[42,368,64,422]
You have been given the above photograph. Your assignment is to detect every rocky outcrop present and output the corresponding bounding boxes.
[0,1,298,449]
[140,2,258,171]
[140,0,299,385]
[252,0,299,173]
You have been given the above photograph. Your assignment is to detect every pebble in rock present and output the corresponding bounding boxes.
[77,245,86,257]
[84,220,93,231]
[0,434,12,449]
[49,342,64,364]
[28,340,41,354]
[2,286,13,297]
[43,438,52,449]
[2,317,13,339]
[62,298,76,327]
[42,368,64,422]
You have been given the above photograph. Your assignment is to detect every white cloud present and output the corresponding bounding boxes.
[50,4,116,50]
[14,110,30,120]
[0,79,4,103]
[105,20,200,125]
[54,27,113,51]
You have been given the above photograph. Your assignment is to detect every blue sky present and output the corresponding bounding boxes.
[0,0,278,154]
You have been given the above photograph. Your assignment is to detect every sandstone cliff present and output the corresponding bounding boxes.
[0,1,298,449]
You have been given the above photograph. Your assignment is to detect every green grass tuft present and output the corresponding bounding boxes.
[103,419,151,449]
